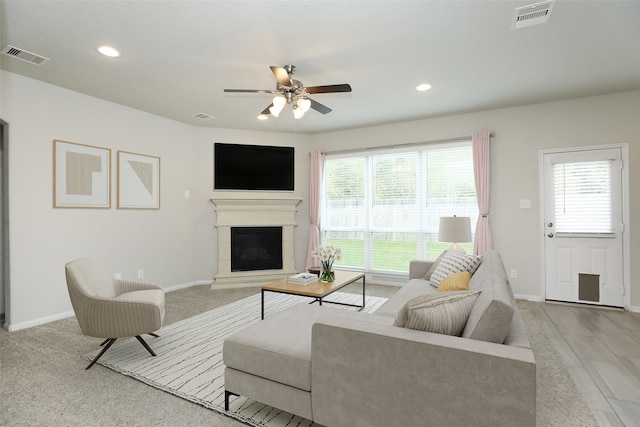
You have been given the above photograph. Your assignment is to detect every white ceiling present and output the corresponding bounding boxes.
[1,0,639,134]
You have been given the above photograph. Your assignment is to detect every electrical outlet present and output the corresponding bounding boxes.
[114,273,122,279]
[510,269,518,279]
[137,269,144,279]
[520,199,531,209]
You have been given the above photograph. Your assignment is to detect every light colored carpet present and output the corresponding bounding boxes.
[83,292,387,427]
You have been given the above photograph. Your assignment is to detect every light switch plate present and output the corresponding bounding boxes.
[520,199,531,209]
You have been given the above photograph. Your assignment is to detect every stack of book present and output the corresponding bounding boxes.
[286,273,318,285]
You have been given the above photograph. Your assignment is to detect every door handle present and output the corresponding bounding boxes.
[547,233,554,238]
[547,222,553,227]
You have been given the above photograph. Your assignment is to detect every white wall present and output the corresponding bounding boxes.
[312,90,640,307]
[2,69,638,329]
[1,71,201,329]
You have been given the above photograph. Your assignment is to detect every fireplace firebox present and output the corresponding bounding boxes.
[231,227,283,272]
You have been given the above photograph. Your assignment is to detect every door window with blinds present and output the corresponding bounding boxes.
[320,142,478,274]
[551,150,619,237]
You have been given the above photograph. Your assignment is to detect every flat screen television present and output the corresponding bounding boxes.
[214,143,295,191]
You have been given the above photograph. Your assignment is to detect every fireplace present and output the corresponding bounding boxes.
[231,227,283,272]
[211,198,301,288]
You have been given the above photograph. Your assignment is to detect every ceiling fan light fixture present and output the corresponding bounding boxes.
[269,103,284,117]
[293,106,305,119]
[297,98,311,112]
[273,95,286,107]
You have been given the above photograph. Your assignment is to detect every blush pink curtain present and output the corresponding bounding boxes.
[472,131,492,256]
[306,150,325,269]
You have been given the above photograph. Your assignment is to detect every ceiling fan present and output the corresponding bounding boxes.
[223,65,352,119]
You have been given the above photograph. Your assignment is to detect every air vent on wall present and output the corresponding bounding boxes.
[512,0,555,29]
[1,45,49,65]
[193,113,215,120]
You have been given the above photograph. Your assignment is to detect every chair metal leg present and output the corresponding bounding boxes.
[135,335,156,356]
[86,338,117,370]
[86,335,157,370]
[148,332,159,338]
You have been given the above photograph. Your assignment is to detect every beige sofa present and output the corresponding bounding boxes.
[223,250,536,426]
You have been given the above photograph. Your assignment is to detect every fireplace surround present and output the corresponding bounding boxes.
[211,198,301,288]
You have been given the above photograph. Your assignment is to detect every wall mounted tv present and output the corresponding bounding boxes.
[214,143,295,191]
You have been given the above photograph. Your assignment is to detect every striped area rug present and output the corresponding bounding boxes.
[83,291,388,427]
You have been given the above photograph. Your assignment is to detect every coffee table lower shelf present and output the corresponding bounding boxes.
[261,271,365,320]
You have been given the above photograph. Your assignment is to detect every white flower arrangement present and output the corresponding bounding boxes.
[311,245,342,281]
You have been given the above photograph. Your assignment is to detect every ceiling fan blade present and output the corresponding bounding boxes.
[224,89,275,94]
[270,66,292,87]
[308,98,332,114]
[306,84,352,94]
[260,104,273,115]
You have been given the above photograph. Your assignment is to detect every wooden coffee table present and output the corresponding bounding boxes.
[261,270,365,319]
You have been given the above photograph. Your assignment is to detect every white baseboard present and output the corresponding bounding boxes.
[514,293,544,302]
[514,294,640,313]
[6,310,75,332]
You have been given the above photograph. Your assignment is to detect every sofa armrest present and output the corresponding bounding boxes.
[311,317,536,427]
[409,260,433,279]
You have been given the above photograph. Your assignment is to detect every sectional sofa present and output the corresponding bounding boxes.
[223,250,536,426]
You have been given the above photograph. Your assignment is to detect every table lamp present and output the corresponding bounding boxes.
[438,216,472,253]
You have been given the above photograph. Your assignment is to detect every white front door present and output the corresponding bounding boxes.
[542,147,625,307]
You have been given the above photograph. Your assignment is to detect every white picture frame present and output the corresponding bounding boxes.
[117,151,160,209]
[53,139,111,208]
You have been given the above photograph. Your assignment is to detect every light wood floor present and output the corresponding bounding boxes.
[529,301,640,426]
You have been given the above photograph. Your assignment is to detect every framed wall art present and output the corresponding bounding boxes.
[53,139,111,208]
[118,151,160,209]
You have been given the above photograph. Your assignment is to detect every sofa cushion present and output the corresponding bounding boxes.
[437,271,471,292]
[429,250,482,287]
[374,278,437,318]
[461,251,515,344]
[393,291,480,336]
[223,303,316,391]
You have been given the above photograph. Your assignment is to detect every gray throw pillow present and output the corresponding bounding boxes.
[429,250,482,287]
[394,291,481,336]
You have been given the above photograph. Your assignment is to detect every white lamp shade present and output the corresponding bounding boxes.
[293,106,305,119]
[297,98,311,112]
[272,95,286,107]
[269,103,284,117]
[438,216,472,243]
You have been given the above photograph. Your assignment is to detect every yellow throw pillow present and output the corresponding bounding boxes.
[437,271,471,292]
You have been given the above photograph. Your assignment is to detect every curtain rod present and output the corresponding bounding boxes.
[311,131,495,156]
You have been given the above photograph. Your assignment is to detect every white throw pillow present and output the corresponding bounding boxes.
[394,291,481,335]
[429,250,482,287]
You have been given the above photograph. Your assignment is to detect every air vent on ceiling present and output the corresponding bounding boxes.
[193,113,215,120]
[1,45,50,65]
[512,0,555,29]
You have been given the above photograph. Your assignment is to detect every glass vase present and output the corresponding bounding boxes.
[320,266,335,283]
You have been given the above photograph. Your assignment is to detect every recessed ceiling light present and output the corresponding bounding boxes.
[97,46,120,58]
[257,114,269,121]
[416,83,432,92]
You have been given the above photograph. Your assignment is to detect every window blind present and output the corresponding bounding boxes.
[321,142,477,274]
[553,160,613,234]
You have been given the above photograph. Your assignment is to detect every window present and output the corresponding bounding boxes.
[553,160,613,234]
[320,142,478,274]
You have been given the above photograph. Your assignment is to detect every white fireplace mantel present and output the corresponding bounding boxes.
[211,198,302,288]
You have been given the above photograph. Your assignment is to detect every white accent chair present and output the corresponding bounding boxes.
[65,258,165,369]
